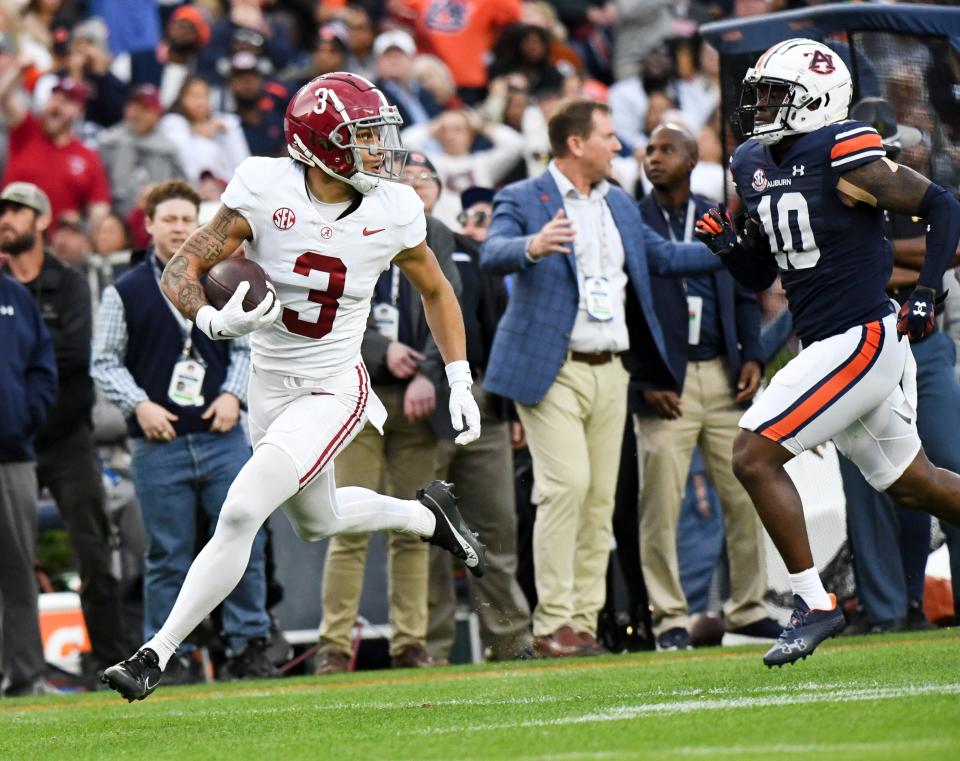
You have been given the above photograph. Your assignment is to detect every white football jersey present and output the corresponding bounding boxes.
[221,157,426,378]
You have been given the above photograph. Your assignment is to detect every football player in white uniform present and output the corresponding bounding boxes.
[103,73,485,702]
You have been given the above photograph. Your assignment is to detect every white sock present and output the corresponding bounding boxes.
[333,486,436,536]
[143,444,299,671]
[789,567,832,610]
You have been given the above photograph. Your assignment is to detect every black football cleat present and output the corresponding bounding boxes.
[764,594,845,668]
[418,480,487,578]
[101,648,163,702]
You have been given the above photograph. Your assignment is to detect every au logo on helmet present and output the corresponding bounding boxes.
[807,50,836,75]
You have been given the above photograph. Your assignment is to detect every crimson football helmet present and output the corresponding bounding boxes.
[285,72,407,193]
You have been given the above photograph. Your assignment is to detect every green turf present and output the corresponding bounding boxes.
[3,630,959,761]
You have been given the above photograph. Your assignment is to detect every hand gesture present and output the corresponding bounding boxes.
[694,204,738,257]
[528,209,576,259]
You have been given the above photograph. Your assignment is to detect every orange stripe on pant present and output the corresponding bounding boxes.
[761,321,883,443]
[830,133,883,160]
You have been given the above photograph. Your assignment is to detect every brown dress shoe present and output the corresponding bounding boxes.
[313,649,350,675]
[533,625,584,658]
[575,631,609,655]
[391,644,435,668]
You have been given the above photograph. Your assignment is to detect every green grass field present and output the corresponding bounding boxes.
[3,630,959,761]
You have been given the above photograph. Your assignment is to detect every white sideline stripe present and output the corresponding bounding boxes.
[431,739,957,761]
[407,683,960,735]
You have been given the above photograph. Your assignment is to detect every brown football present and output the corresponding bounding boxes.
[204,257,273,312]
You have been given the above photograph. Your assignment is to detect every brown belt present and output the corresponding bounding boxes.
[569,350,618,365]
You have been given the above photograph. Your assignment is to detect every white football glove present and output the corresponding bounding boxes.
[446,360,481,446]
[195,281,282,340]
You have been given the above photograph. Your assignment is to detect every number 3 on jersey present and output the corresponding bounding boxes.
[282,252,346,339]
[756,192,821,270]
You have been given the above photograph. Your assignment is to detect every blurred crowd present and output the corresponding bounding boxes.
[0,0,958,695]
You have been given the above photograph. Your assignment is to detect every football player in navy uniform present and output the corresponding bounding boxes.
[694,39,960,667]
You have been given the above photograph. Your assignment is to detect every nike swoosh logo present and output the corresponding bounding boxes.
[362,227,385,236]
[144,676,158,691]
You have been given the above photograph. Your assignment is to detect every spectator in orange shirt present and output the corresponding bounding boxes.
[0,55,111,231]
[400,0,521,103]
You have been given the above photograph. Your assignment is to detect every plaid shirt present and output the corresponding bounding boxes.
[92,285,250,415]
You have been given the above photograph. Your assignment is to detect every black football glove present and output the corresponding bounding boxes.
[897,286,945,342]
[694,204,738,257]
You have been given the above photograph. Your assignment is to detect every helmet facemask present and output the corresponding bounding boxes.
[736,77,809,146]
[329,106,408,190]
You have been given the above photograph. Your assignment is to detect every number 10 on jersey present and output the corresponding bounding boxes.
[756,191,822,270]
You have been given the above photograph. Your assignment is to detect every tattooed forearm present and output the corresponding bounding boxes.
[161,251,208,320]
[838,157,931,215]
[160,205,248,320]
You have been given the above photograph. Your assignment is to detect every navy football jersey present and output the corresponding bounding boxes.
[730,120,894,344]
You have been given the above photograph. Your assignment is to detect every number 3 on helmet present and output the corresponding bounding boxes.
[736,38,853,146]
[284,72,407,194]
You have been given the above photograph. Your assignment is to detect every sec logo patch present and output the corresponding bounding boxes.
[751,168,768,192]
[273,207,296,230]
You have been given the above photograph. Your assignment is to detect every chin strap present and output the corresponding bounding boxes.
[288,136,380,195]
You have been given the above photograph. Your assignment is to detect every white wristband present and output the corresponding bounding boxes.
[195,305,218,340]
[445,360,473,388]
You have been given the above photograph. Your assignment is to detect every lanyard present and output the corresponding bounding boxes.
[150,253,199,359]
[390,265,400,305]
[659,199,696,244]
[568,191,613,278]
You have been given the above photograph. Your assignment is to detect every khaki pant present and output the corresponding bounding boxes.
[317,384,438,656]
[635,358,768,636]
[427,384,532,661]
[518,356,628,637]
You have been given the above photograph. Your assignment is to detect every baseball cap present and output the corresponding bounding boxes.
[52,76,90,105]
[373,30,416,59]
[232,26,266,51]
[850,97,922,152]
[460,186,493,211]
[72,18,109,51]
[129,83,163,112]
[0,182,52,217]
[317,22,349,53]
[406,151,440,176]
[229,51,260,74]
[170,5,211,47]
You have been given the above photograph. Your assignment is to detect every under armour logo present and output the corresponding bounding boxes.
[779,639,808,654]
[0,304,14,316]
[913,302,928,317]
[793,165,805,176]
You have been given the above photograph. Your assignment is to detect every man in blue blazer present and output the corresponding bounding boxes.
[634,123,779,651]
[480,99,721,657]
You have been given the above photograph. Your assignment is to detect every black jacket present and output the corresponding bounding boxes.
[21,252,96,447]
[0,273,58,461]
[633,194,763,413]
